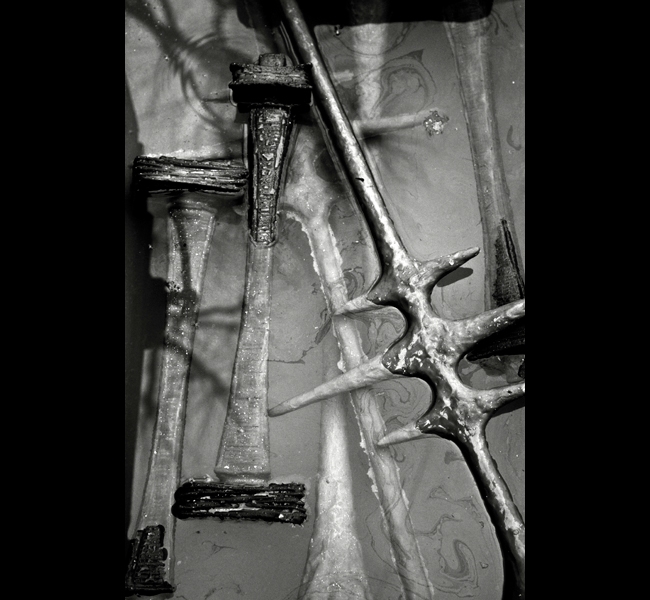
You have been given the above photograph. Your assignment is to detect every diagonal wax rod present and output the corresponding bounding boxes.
[268,354,396,417]
[352,110,436,139]
[125,157,247,596]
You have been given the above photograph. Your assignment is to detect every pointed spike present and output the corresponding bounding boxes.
[268,355,396,417]
[413,246,480,288]
[376,423,429,447]
[433,246,481,272]
[479,381,526,413]
[445,245,481,266]
[332,295,382,316]
[457,299,525,347]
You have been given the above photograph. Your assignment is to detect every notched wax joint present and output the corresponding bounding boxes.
[125,525,174,596]
[172,481,307,524]
[229,54,313,109]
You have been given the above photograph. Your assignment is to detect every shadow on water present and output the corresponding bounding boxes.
[125,0,286,132]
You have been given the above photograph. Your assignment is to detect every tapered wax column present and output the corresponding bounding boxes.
[443,3,525,368]
[173,54,311,523]
[298,364,372,600]
[125,156,247,596]
[214,241,274,485]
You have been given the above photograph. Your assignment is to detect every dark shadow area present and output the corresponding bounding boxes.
[437,266,473,287]
[492,393,524,418]
[125,0,280,131]
[235,0,283,31]
[298,0,496,27]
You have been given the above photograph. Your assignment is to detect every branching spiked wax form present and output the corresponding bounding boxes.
[274,1,525,598]
[173,53,312,523]
[125,156,247,596]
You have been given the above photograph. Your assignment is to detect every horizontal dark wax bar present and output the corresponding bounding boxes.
[133,156,248,195]
[229,62,312,107]
[172,481,307,524]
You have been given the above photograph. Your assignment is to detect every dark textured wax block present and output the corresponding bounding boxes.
[124,525,174,596]
[491,219,526,307]
[229,62,312,107]
[172,481,307,524]
[132,156,248,195]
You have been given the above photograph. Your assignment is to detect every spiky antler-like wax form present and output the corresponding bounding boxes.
[273,1,525,598]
